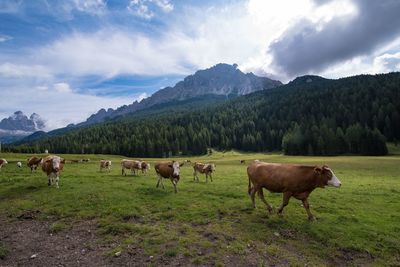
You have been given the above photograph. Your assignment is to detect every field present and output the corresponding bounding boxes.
[1,150,400,266]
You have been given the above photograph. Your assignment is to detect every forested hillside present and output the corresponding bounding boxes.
[8,73,400,156]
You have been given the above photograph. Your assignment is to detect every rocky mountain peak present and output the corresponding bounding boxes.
[0,111,46,132]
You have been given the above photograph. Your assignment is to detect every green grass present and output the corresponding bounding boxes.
[1,151,400,265]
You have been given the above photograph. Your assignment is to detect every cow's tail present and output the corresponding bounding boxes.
[248,176,252,195]
[247,165,253,195]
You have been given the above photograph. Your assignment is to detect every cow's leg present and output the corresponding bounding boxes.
[156,174,161,188]
[172,179,178,193]
[210,173,213,182]
[250,184,258,208]
[302,199,315,221]
[48,174,51,186]
[258,188,273,214]
[278,192,292,215]
[160,177,165,189]
[55,174,59,188]
[193,170,196,181]
[122,168,125,176]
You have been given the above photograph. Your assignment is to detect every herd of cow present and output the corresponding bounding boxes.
[0,156,341,220]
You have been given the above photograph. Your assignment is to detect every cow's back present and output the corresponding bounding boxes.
[155,162,172,178]
[248,162,316,193]
[194,163,205,172]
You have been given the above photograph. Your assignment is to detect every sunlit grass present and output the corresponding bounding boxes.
[1,151,399,265]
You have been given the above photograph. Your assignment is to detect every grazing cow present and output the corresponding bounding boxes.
[41,156,65,188]
[27,157,43,172]
[141,161,151,174]
[155,161,183,193]
[240,160,246,164]
[17,162,22,168]
[121,159,142,176]
[193,162,216,183]
[100,160,112,172]
[247,160,341,221]
[0,159,8,170]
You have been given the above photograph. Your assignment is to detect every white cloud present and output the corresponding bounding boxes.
[0,34,12,42]
[127,0,173,19]
[73,0,107,14]
[0,63,51,78]
[0,85,144,130]
[53,82,73,93]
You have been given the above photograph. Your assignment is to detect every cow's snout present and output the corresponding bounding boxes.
[54,167,60,172]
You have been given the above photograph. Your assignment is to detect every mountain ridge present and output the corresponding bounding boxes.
[0,111,46,143]
[78,63,282,126]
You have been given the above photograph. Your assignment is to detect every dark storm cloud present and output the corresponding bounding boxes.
[269,0,400,77]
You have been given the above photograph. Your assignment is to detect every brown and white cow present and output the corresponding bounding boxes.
[100,160,112,172]
[121,159,143,176]
[193,162,215,183]
[41,156,65,188]
[247,160,341,221]
[0,159,8,170]
[27,156,43,172]
[155,161,183,193]
[141,161,151,174]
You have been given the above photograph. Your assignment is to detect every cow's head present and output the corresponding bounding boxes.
[169,161,181,179]
[3,159,8,164]
[51,156,62,172]
[210,163,216,172]
[315,165,341,188]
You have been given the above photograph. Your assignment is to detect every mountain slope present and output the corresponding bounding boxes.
[9,72,400,156]
[80,63,281,126]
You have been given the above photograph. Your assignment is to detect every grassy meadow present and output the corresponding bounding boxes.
[0,150,400,266]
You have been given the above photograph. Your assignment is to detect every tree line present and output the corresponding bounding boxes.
[7,73,400,156]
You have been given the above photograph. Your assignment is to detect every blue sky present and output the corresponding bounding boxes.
[1,0,400,129]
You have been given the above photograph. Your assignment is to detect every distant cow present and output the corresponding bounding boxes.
[41,156,65,188]
[193,162,215,183]
[121,159,142,176]
[0,159,8,170]
[240,160,246,164]
[100,160,112,172]
[155,161,183,193]
[27,157,43,172]
[247,160,341,221]
[141,161,151,174]
[17,162,22,168]
[81,159,90,162]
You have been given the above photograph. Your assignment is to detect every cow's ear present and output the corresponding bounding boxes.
[179,162,184,167]
[61,159,66,163]
[314,167,322,174]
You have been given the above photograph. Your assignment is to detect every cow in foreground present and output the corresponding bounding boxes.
[41,156,65,188]
[247,160,341,221]
[27,156,43,172]
[121,159,142,176]
[0,159,8,170]
[155,161,183,193]
[141,161,151,174]
[193,162,215,182]
[100,160,112,172]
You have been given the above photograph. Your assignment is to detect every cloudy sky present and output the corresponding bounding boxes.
[1,0,400,129]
